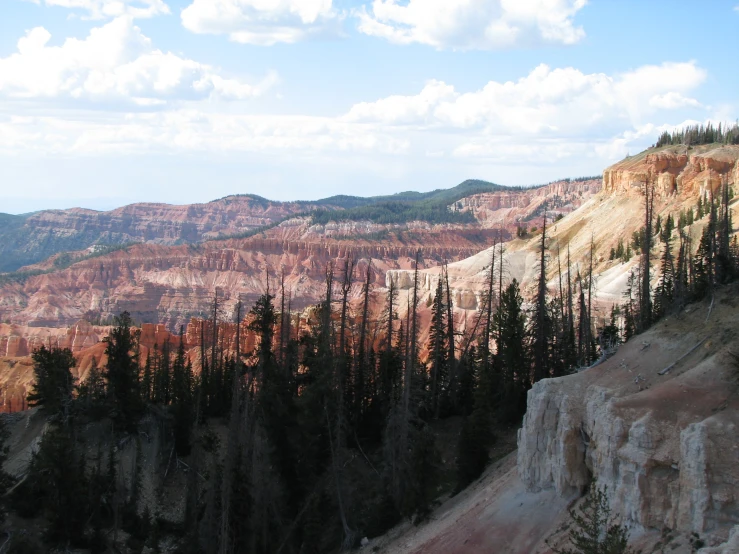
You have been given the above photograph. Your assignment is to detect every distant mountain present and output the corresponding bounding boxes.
[0,180,525,273]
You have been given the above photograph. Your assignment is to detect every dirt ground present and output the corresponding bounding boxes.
[369,451,571,554]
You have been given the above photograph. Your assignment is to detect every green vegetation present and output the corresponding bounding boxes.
[549,485,634,554]
[310,179,512,225]
[0,242,140,286]
[655,122,739,148]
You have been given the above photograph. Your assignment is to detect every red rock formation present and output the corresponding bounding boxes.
[603,144,739,199]
[24,195,320,246]
[457,179,600,231]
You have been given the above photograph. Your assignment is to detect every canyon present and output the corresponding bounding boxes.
[0,143,738,551]
[0,179,596,274]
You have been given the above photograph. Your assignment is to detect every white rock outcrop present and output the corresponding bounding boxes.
[517,304,739,545]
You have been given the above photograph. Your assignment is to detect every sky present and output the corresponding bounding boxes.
[1,0,738,214]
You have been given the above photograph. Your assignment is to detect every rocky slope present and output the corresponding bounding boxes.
[408,144,739,319]
[518,282,739,550]
[0,179,599,274]
[370,283,739,554]
[457,178,600,231]
[0,195,318,272]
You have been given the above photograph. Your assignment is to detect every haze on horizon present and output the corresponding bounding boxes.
[1,0,738,214]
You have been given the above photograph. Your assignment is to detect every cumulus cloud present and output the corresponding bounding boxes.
[357,0,587,50]
[25,0,170,19]
[181,0,341,45]
[0,17,277,104]
[344,62,707,138]
[0,55,712,178]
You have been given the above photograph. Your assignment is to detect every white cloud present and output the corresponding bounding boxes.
[181,0,340,45]
[25,0,170,19]
[357,0,587,50]
[343,62,707,138]
[0,18,276,104]
[345,80,456,124]
[0,56,715,184]
[0,111,408,156]
[649,92,702,110]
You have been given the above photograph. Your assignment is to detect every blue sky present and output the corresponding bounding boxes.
[1,0,738,214]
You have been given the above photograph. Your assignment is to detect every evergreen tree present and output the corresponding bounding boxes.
[0,418,15,522]
[27,346,75,417]
[428,276,448,418]
[530,210,551,383]
[14,425,90,546]
[496,279,528,421]
[654,239,675,320]
[456,354,495,489]
[549,485,634,554]
[171,327,194,456]
[141,350,153,403]
[640,182,655,331]
[77,356,107,417]
[104,311,143,431]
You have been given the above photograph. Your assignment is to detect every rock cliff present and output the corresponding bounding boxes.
[457,178,600,230]
[603,144,739,198]
[517,283,739,545]
[0,195,319,272]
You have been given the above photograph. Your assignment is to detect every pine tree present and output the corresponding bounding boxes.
[77,356,107,417]
[27,346,75,417]
[0,418,15,522]
[428,276,448,418]
[456,348,495,489]
[496,279,527,421]
[654,239,675,320]
[104,311,142,431]
[530,210,551,383]
[549,485,634,554]
[141,350,152,403]
[640,181,655,331]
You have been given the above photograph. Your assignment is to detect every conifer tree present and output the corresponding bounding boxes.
[549,485,633,554]
[530,210,551,383]
[104,311,142,431]
[77,356,107,417]
[27,345,75,417]
[428,275,448,418]
[654,238,675,320]
[0,418,15,522]
[444,262,457,412]
[496,279,527,421]
[141,350,152,404]
[640,181,655,331]
[355,259,373,426]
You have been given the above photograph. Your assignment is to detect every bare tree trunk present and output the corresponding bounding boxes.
[357,260,372,419]
[279,268,286,364]
[211,288,219,378]
[220,302,243,554]
[641,182,654,330]
[337,257,355,447]
[482,240,497,373]
[444,262,457,404]
[325,407,354,549]
[587,234,595,364]
[386,278,395,355]
[323,262,334,354]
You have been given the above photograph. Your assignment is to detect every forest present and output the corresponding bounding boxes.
[0,180,737,553]
[654,122,739,148]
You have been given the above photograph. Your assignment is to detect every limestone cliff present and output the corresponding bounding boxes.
[517,284,739,546]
